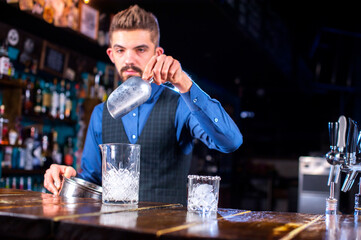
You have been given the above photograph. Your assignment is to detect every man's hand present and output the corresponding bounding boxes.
[44,164,76,195]
[142,54,193,93]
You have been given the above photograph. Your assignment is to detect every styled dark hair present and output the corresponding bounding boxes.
[109,5,160,46]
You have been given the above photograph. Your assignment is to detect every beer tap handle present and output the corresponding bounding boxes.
[337,116,347,151]
[350,120,357,165]
[353,123,358,154]
[346,118,354,156]
[357,130,361,162]
[351,122,358,158]
[328,122,339,148]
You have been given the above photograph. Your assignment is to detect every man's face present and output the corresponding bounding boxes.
[106,29,163,82]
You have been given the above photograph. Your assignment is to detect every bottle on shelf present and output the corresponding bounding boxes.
[0,104,9,144]
[63,136,74,166]
[27,176,32,191]
[19,177,24,190]
[0,39,14,79]
[11,176,16,189]
[5,177,9,188]
[58,79,66,120]
[33,79,43,115]
[95,69,107,101]
[41,133,53,169]
[51,130,62,165]
[65,82,72,119]
[23,77,34,115]
[2,146,12,168]
[42,81,51,115]
[31,127,42,169]
[50,78,59,118]
[24,127,35,170]
[11,147,20,169]
[18,147,25,169]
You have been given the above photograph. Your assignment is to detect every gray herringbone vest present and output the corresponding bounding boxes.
[102,88,192,205]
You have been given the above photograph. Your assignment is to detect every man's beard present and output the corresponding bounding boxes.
[120,65,143,81]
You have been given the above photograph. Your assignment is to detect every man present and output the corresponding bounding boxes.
[44,5,242,205]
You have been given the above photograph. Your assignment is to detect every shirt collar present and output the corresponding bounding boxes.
[147,82,164,103]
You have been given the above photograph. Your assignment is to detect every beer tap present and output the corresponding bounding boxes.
[341,118,358,192]
[328,116,347,186]
[326,121,340,187]
[335,116,347,167]
[325,116,361,214]
[354,130,361,215]
[325,116,347,215]
[325,117,343,215]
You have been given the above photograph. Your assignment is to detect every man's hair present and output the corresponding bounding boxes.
[109,5,160,47]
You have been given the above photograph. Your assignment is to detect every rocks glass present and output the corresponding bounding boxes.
[187,175,221,214]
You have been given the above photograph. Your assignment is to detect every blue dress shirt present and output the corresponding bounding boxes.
[78,82,243,184]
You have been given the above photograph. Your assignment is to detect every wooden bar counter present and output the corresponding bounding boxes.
[0,188,358,239]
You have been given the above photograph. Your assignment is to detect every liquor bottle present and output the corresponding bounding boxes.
[23,77,34,115]
[42,81,51,115]
[27,176,32,191]
[11,147,20,169]
[51,130,62,165]
[33,79,42,114]
[65,82,72,119]
[63,136,74,166]
[11,177,16,189]
[0,104,9,144]
[31,127,42,169]
[41,133,53,169]
[50,78,59,118]
[58,79,66,120]
[18,147,25,169]
[24,127,35,170]
[0,39,12,79]
[5,177,9,188]
[2,146,12,168]
[19,177,24,190]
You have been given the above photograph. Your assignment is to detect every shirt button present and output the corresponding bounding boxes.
[214,118,218,123]
[132,135,136,139]
[132,113,136,117]
[193,98,198,103]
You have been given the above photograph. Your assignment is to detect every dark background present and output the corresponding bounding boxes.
[89,0,361,158]
[2,0,361,213]
[90,0,361,212]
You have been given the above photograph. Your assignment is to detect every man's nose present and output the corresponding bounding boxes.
[124,51,136,65]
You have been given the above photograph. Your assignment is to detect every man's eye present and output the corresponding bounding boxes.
[137,48,145,53]
[116,49,124,53]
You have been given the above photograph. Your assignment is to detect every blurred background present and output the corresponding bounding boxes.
[1,0,361,214]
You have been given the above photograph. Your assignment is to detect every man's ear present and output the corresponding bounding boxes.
[156,47,164,56]
[106,48,115,63]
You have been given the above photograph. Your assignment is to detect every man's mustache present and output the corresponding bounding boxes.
[120,65,143,74]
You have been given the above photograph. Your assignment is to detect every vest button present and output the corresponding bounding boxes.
[193,98,198,103]
[132,134,136,139]
[214,118,218,123]
[132,113,136,117]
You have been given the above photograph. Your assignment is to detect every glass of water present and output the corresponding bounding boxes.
[99,143,141,205]
[187,175,221,214]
